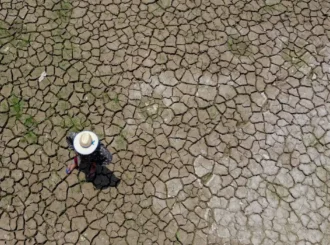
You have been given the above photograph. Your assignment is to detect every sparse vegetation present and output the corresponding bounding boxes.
[114,130,127,149]
[227,34,253,57]
[0,27,10,39]
[59,114,90,132]
[281,48,306,69]
[0,21,31,66]
[20,114,38,143]
[175,230,183,245]
[22,131,38,144]
[261,5,277,14]
[69,117,87,132]
[3,95,40,144]
[24,115,37,128]
[236,120,250,129]
[44,171,61,190]
[10,19,25,36]
[201,172,213,184]
[9,95,24,119]
[120,128,127,139]
[260,3,287,15]
[57,100,70,112]
[113,93,120,104]
[56,0,73,23]
[15,38,30,49]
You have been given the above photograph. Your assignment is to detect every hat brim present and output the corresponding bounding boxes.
[73,131,99,155]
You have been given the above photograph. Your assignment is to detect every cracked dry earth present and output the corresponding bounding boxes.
[2,0,330,244]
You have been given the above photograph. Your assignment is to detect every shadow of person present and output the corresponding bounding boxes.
[78,160,120,190]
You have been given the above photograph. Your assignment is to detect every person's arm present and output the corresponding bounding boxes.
[66,132,77,150]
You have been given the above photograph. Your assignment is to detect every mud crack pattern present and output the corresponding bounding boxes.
[1,0,330,244]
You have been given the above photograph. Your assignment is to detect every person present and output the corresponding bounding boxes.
[65,131,112,180]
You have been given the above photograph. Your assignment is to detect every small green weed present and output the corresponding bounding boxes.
[201,173,213,184]
[281,49,306,69]
[56,0,73,22]
[227,37,233,50]
[23,131,38,144]
[24,115,37,128]
[115,133,127,149]
[62,117,87,132]
[120,129,127,139]
[261,3,286,15]
[113,93,119,104]
[261,5,276,14]
[71,118,84,132]
[175,231,182,244]
[15,38,30,49]
[20,114,38,143]
[9,95,24,119]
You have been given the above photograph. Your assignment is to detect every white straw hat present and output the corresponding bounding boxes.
[73,131,99,155]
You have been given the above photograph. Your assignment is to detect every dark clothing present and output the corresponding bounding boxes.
[66,132,112,166]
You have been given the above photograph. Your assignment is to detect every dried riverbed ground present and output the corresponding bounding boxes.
[1,0,330,244]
